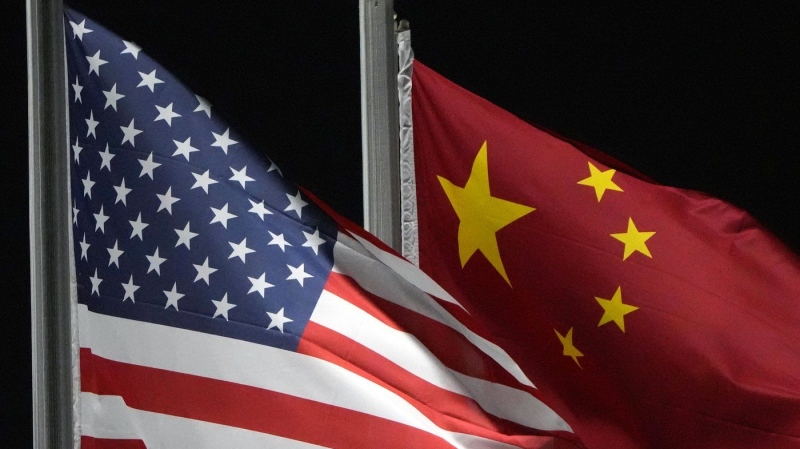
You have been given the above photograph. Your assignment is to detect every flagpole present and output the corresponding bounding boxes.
[27,0,74,447]
[359,0,401,250]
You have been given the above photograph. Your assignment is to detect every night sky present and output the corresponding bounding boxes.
[4,2,798,446]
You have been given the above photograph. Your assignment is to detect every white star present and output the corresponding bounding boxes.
[85,111,99,138]
[268,231,292,252]
[286,263,313,287]
[146,247,167,275]
[72,76,83,103]
[121,275,139,303]
[228,238,255,263]
[172,137,198,161]
[72,136,83,164]
[268,160,283,177]
[229,166,254,189]
[284,191,308,218]
[302,228,326,255]
[99,144,115,171]
[191,170,218,194]
[114,178,131,205]
[107,240,124,268]
[247,273,274,298]
[266,308,293,333]
[89,268,102,296]
[156,187,180,215]
[93,205,109,233]
[85,50,107,76]
[174,222,198,249]
[129,212,148,240]
[210,203,237,229]
[163,283,184,310]
[193,257,217,285]
[248,199,272,220]
[137,69,164,92]
[211,128,238,154]
[82,172,95,199]
[155,103,181,127]
[102,83,125,111]
[194,95,211,117]
[212,293,236,320]
[79,233,90,261]
[138,152,161,179]
[121,40,141,59]
[120,119,142,147]
[69,19,93,41]
[72,200,80,225]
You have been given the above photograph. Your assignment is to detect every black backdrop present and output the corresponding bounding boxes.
[4,2,798,447]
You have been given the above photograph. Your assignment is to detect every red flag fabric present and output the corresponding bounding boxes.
[410,60,800,448]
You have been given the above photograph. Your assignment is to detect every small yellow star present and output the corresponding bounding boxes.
[577,161,623,201]
[439,141,535,285]
[595,286,638,332]
[610,217,655,261]
[555,327,584,368]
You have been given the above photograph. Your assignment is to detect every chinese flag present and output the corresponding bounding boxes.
[410,61,800,448]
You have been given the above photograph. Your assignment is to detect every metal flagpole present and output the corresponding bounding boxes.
[359,0,401,250]
[27,0,74,447]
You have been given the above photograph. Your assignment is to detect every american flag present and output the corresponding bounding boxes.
[66,9,573,448]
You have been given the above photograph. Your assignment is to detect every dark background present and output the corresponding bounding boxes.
[4,2,798,447]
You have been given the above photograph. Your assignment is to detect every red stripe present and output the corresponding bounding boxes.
[324,271,405,331]
[80,347,457,449]
[299,321,564,449]
[325,272,545,392]
[81,436,147,449]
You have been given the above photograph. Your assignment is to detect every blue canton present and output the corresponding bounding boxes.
[67,9,337,351]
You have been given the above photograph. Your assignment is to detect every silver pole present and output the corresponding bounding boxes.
[359,0,401,250]
[27,0,74,447]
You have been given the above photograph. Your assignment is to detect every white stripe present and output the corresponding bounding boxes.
[81,392,328,449]
[346,231,465,311]
[78,305,521,449]
[332,235,537,389]
[311,290,571,432]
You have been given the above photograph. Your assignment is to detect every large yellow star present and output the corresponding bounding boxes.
[438,141,535,285]
[577,161,623,201]
[610,217,655,261]
[595,286,638,332]
[555,327,584,368]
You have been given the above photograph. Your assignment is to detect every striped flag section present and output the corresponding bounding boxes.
[79,225,576,448]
